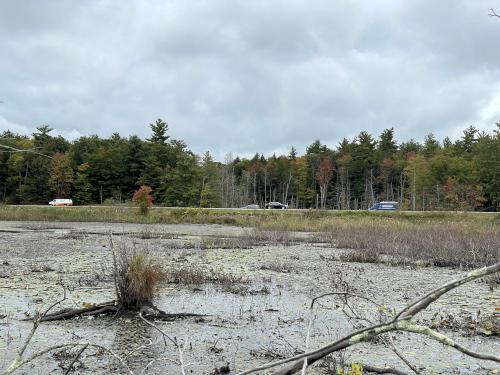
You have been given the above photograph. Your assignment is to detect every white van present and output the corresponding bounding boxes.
[49,198,73,206]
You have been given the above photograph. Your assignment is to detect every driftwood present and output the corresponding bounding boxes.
[238,261,500,375]
[21,301,206,322]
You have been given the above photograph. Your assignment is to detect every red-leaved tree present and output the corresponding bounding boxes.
[132,186,154,215]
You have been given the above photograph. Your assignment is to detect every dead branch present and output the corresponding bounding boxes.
[43,284,67,316]
[310,291,382,309]
[5,313,41,374]
[139,311,188,375]
[388,334,420,374]
[395,261,499,320]
[22,301,118,322]
[0,144,52,158]
[489,8,500,18]
[300,313,315,375]
[63,343,88,375]
[109,234,122,303]
[4,340,134,375]
[361,364,408,375]
[398,321,499,362]
[237,261,500,375]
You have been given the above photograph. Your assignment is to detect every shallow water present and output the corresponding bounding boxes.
[0,220,498,374]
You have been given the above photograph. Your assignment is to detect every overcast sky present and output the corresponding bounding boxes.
[1,1,499,159]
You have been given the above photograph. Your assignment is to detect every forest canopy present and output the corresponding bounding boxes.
[0,120,498,211]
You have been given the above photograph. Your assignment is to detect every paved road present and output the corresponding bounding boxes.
[6,204,498,214]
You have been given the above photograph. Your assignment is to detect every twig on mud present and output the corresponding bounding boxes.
[311,291,378,327]
[108,233,122,303]
[138,311,188,375]
[43,284,67,316]
[388,335,420,374]
[140,356,187,375]
[310,292,381,310]
[63,343,88,375]
[237,261,500,375]
[4,339,133,375]
[300,313,315,375]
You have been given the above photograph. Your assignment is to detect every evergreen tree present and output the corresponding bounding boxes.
[147,118,169,145]
[73,163,93,204]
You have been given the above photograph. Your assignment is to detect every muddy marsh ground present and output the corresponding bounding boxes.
[0,214,499,374]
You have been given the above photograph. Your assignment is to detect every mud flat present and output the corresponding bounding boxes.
[0,221,498,374]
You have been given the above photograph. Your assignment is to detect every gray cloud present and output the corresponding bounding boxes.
[1,0,499,159]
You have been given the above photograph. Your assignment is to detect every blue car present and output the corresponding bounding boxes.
[369,201,399,210]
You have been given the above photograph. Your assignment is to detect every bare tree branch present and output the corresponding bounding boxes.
[361,364,408,375]
[395,261,500,320]
[398,321,499,362]
[310,291,382,309]
[43,284,67,316]
[237,261,500,375]
[109,234,122,303]
[489,8,500,18]
[0,144,52,159]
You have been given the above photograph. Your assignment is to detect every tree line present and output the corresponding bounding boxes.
[0,119,498,211]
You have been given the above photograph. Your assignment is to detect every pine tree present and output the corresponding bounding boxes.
[147,119,169,145]
[73,163,93,204]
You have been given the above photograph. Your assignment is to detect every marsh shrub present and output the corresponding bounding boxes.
[117,249,166,309]
[132,185,154,215]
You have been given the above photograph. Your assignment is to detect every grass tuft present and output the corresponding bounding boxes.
[117,248,166,310]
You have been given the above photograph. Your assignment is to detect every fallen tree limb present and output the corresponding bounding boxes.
[22,300,206,322]
[237,260,500,375]
[22,301,117,322]
[362,364,408,375]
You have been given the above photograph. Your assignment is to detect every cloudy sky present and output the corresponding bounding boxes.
[1,1,499,159]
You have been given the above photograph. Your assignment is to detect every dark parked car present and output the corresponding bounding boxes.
[368,201,399,210]
[265,202,288,209]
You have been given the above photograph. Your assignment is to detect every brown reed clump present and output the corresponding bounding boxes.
[117,249,166,310]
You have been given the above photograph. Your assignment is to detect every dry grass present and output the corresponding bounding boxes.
[2,205,497,232]
[168,265,248,285]
[199,236,253,249]
[249,227,296,245]
[259,262,294,273]
[199,228,297,249]
[325,222,500,269]
[117,247,166,310]
[339,250,381,264]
